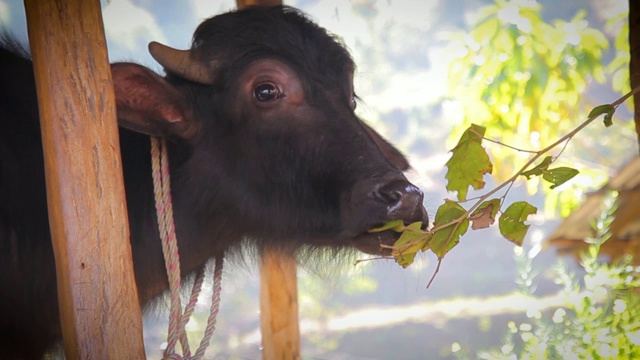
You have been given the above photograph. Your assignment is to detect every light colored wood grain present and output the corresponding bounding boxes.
[259,249,301,360]
[24,0,145,358]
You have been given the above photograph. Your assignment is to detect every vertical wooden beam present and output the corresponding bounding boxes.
[259,251,301,360]
[237,0,283,8]
[630,0,640,152]
[24,0,145,358]
[233,2,299,359]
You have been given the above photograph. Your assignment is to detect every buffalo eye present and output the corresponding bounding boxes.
[351,97,357,110]
[254,82,281,102]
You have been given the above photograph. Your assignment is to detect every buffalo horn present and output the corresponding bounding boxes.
[148,41,215,84]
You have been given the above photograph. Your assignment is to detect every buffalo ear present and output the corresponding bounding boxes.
[111,63,199,140]
[363,123,410,171]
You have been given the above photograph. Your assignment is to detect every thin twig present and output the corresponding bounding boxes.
[426,258,442,288]
[354,256,391,265]
[480,134,539,154]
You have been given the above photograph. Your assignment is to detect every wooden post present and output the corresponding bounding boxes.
[259,250,301,360]
[232,1,299,359]
[629,0,640,152]
[24,0,146,358]
[237,0,283,8]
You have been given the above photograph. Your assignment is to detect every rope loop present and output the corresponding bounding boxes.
[151,137,224,360]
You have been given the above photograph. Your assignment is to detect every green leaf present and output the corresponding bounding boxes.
[469,198,501,230]
[391,222,432,268]
[588,104,616,127]
[543,167,579,189]
[521,156,553,179]
[459,123,486,142]
[430,200,469,258]
[445,124,493,201]
[368,219,405,233]
[499,201,537,246]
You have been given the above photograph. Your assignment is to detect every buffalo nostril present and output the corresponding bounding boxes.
[378,187,403,204]
[343,177,427,236]
[374,179,426,223]
[377,180,422,206]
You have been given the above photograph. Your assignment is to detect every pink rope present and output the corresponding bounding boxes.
[193,255,224,359]
[150,137,224,360]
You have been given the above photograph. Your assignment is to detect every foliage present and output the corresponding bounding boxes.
[446,0,622,217]
[347,1,637,290]
[365,0,637,284]
[448,0,608,168]
[475,191,640,359]
[370,82,639,284]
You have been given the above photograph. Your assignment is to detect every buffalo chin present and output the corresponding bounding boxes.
[350,230,400,256]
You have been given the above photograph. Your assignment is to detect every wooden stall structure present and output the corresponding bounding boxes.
[238,0,284,8]
[548,156,640,264]
[630,0,640,150]
[24,0,145,358]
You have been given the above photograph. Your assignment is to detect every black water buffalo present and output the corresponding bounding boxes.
[0,5,428,358]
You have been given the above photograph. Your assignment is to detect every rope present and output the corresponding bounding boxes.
[193,254,224,359]
[150,136,224,360]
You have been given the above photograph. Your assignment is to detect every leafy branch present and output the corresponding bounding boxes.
[369,84,640,287]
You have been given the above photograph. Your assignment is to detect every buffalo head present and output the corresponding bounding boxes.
[111,6,428,256]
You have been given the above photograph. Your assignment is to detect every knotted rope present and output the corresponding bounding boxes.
[151,136,224,360]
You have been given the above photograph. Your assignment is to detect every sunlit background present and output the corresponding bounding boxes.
[1,0,637,359]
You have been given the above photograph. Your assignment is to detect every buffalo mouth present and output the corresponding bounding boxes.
[342,176,429,256]
[350,219,429,256]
